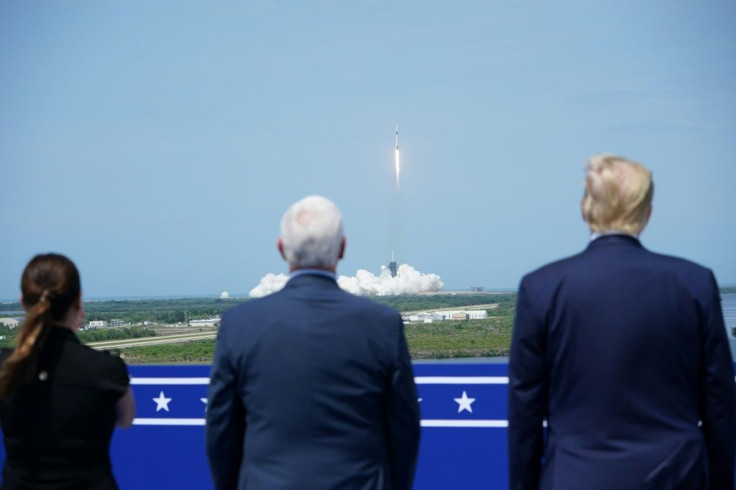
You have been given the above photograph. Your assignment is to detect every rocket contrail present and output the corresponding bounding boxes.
[394,124,400,187]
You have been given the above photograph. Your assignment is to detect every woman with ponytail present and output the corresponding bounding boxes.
[0,253,135,489]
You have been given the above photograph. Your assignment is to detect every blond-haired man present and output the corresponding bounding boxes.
[508,155,735,489]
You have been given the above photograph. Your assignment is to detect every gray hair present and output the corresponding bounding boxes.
[280,195,344,269]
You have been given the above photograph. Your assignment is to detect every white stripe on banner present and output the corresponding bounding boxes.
[414,376,508,384]
[132,418,509,428]
[130,376,510,385]
[130,376,736,385]
[130,378,211,385]
[421,419,508,428]
[134,418,206,426]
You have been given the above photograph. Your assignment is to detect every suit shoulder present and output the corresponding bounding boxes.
[645,249,712,272]
[643,249,717,288]
[347,294,402,322]
[220,295,274,319]
[521,251,585,284]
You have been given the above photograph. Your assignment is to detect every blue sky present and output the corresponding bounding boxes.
[1,0,735,299]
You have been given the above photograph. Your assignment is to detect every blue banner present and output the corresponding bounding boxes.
[2,362,733,489]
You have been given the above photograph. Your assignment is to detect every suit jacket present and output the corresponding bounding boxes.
[206,273,420,490]
[508,235,736,490]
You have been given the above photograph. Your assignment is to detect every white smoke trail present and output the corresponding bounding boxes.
[248,264,443,298]
[395,147,400,187]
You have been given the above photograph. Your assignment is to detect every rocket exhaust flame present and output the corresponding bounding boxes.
[394,124,400,187]
[395,148,400,187]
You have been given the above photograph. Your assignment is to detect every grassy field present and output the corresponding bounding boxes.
[119,315,514,364]
[119,340,216,364]
[2,294,518,363]
[405,317,512,359]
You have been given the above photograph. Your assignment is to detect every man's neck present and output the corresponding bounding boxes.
[289,265,336,274]
[289,268,337,280]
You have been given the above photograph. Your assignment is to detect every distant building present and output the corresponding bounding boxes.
[110,319,124,327]
[402,310,488,323]
[402,313,444,323]
[189,317,220,327]
[89,320,108,328]
[431,310,489,321]
[470,286,485,292]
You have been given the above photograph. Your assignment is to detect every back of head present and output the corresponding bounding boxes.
[21,253,81,321]
[0,253,81,397]
[581,154,654,235]
[280,195,344,270]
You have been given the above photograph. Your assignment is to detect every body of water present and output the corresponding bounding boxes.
[722,293,736,358]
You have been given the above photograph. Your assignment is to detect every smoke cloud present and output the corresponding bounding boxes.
[248,264,444,298]
[248,273,289,298]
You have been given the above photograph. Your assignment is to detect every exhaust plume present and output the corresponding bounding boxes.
[248,264,443,298]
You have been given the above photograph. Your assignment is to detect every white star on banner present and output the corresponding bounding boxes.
[454,391,475,413]
[201,398,208,412]
[153,391,172,412]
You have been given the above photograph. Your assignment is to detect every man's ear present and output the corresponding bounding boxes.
[580,200,587,224]
[641,205,653,230]
[338,236,346,260]
[278,238,287,261]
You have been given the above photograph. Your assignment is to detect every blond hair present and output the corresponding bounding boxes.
[581,154,654,235]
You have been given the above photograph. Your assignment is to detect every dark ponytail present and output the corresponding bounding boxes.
[0,254,80,398]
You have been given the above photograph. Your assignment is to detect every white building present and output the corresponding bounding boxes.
[89,320,107,328]
[402,313,444,323]
[402,310,490,323]
[189,317,220,327]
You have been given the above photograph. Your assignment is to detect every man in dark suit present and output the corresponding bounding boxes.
[206,195,420,490]
[508,154,736,489]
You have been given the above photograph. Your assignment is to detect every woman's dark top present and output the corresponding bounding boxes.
[0,326,129,489]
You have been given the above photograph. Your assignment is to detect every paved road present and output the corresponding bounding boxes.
[88,331,216,350]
